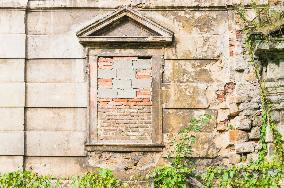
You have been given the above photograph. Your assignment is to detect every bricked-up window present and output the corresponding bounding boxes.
[96,56,153,144]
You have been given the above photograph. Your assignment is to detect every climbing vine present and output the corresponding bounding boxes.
[199,2,284,187]
[151,2,284,187]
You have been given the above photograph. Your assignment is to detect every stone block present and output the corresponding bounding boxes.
[0,34,25,58]
[98,69,116,79]
[163,60,221,83]
[164,34,227,59]
[0,59,24,82]
[230,116,252,130]
[26,131,86,156]
[116,69,135,80]
[191,133,220,158]
[163,109,217,133]
[112,79,131,89]
[162,83,209,108]
[0,83,25,107]
[27,9,105,35]
[0,0,28,8]
[0,156,23,173]
[229,130,249,143]
[113,60,133,70]
[26,59,85,83]
[98,88,117,98]
[0,132,24,155]
[27,35,84,58]
[0,108,24,131]
[26,83,87,107]
[132,79,152,89]
[117,89,136,98]
[25,157,87,177]
[26,108,87,131]
[235,142,255,154]
[0,10,25,34]
[249,127,260,140]
[132,59,151,70]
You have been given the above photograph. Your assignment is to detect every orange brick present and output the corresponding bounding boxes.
[98,78,112,87]
[137,89,151,98]
[136,70,152,80]
[98,57,113,63]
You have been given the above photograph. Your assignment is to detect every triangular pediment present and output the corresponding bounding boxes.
[77,7,174,46]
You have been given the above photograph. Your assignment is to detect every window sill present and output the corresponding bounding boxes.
[85,143,165,152]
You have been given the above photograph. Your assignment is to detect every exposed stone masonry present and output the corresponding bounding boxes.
[97,57,153,143]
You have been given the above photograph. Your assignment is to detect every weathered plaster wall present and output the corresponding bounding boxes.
[0,0,283,181]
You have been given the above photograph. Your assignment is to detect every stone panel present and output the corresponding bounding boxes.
[0,156,23,173]
[163,109,217,133]
[25,157,87,177]
[163,60,224,83]
[0,132,24,155]
[0,34,25,58]
[0,108,24,131]
[162,83,209,108]
[26,131,86,156]
[0,0,28,8]
[26,108,87,131]
[0,10,25,34]
[27,9,106,35]
[27,35,84,58]
[26,59,85,83]
[0,83,25,107]
[191,133,220,158]
[165,34,228,59]
[28,0,264,8]
[26,83,87,107]
[0,59,24,82]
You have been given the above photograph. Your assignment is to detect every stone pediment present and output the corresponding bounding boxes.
[77,7,174,46]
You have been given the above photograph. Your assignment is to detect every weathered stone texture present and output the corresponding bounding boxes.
[0,35,25,58]
[26,83,88,107]
[0,59,24,82]
[26,131,86,156]
[25,157,87,177]
[0,132,24,155]
[0,156,23,173]
[0,108,24,131]
[0,10,25,34]
[162,83,209,108]
[0,83,25,107]
[26,59,85,83]
[26,108,87,131]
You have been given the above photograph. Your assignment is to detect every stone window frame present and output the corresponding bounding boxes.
[85,49,164,152]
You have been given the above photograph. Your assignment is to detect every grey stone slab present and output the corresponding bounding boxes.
[0,156,23,173]
[116,69,135,80]
[113,61,133,70]
[27,59,85,83]
[117,89,136,98]
[0,59,25,82]
[162,83,209,109]
[0,132,24,155]
[26,131,86,156]
[0,83,25,107]
[0,34,25,58]
[0,10,25,34]
[132,59,152,70]
[98,88,117,98]
[27,35,84,58]
[132,79,152,89]
[26,108,87,131]
[26,83,87,107]
[0,108,24,131]
[112,79,131,89]
[98,69,116,79]
[25,157,87,177]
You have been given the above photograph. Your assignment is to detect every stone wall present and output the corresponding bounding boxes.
[0,0,283,181]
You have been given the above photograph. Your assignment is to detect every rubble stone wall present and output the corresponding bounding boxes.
[0,0,283,181]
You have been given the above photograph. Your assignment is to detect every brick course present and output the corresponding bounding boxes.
[97,57,153,143]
